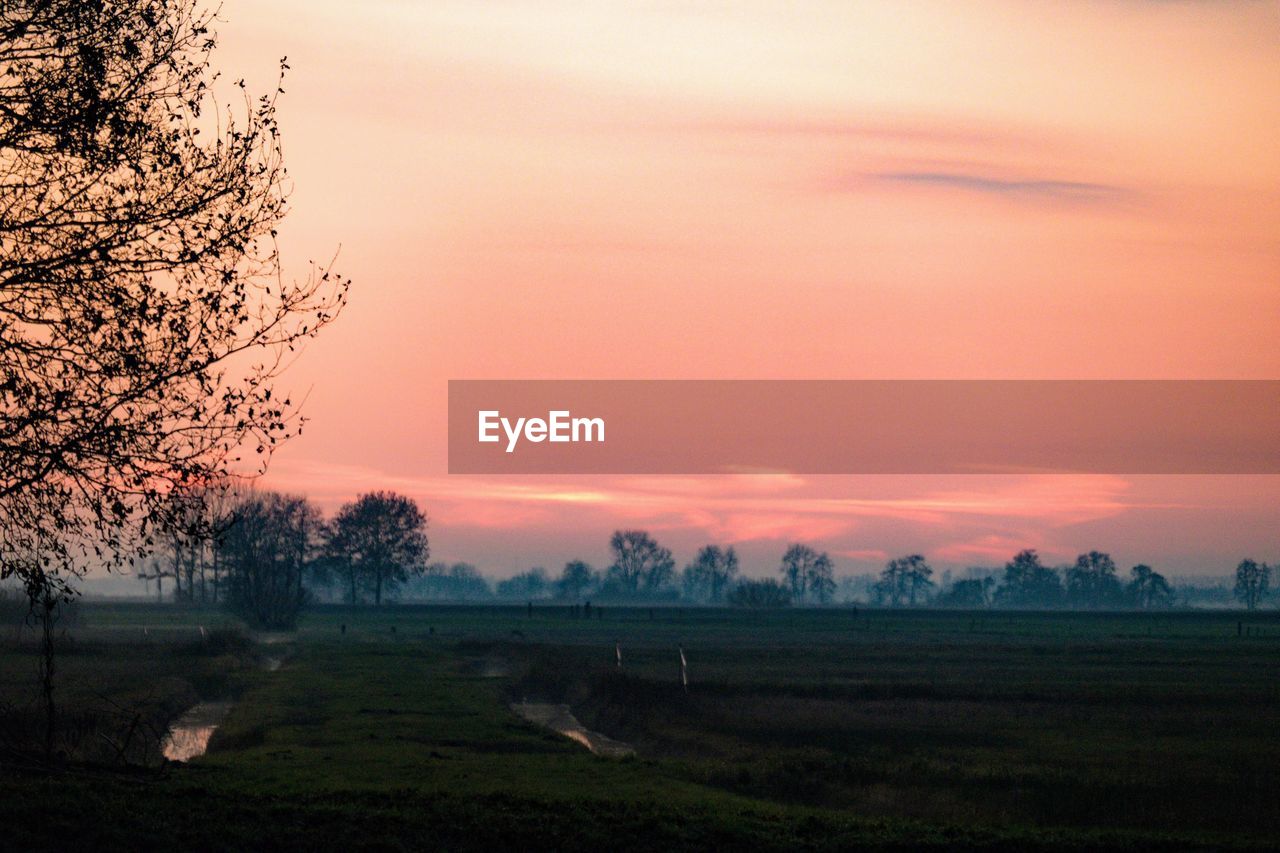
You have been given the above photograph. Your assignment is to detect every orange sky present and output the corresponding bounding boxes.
[211,1,1278,577]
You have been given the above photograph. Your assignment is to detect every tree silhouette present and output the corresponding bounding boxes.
[937,577,994,608]
[160,477,242,603]
[1127,564,1173,610]
[878,554,933,607]
[1,1,345,757]
[1233,559,1271,611]
[779,544,835,604]
[606,530,674,595]
[416,562,491,601]
[994,549,1064,608]
[219,490,321,629]
[728,579,792,608]
[682,545,740,603]
[326,492,429,605]
[1065,551,1122,609]
[556,559,596,600]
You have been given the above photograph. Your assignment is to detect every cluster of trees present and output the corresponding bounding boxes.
[358,532,822,607]
[901,550,1274,611]
[515,533,833,607]
[402,563,491,602]
[147,488,428,627]
[894,550,1177,610]
[779,545,835,604]
[875,555,935,606]
[142,506,1279,615]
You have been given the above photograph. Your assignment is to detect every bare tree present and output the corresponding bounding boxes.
[606,530,674,596]
[1,0,346,575]
[681,545,739,603]
[159,476,245,603]
[0,1,345,757]
[1234,559,1271,611]
[878,554,933,607]
[219,490,320,629]
[780,544,834,604]
[1127,564,1173,610]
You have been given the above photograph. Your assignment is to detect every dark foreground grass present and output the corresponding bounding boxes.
[0,619,254,766]
[0,603,1277,851]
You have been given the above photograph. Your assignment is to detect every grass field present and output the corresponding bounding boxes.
[1,602,1277,850]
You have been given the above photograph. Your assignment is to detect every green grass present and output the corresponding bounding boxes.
[0,603,1277,850]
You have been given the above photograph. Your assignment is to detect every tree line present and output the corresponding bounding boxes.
[141,486,429,628]
[146,504,1276,618]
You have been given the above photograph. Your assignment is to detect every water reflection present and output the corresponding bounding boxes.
[161,701,233,762]
[512,702,634,758]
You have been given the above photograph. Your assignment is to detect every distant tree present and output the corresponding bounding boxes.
[1173,578,1233,608]
[1127,564,1173,610]
[556,559,597,600]
[807,553,836,604]
[606,530,675,595]
[1234,559,1271,611]
[439,563,491,600]
[873,563,899,606]
[326,492,429,605]
[1065,551,1123,609]
[162,486,203,604]
[994,549,1064,608]
[159,477,244,604]
[836,573,879,604]
[497,568,550,600]
[412,562,490,600]
[728,579,792,608]
[878,555,933,607]
[779,544,835,604]
[780,544,816,601]
[219,492,322,629]
[681,545,740,603]
[935,578,993,608]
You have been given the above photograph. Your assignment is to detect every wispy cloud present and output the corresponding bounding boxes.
[263,458,1144,553]
[874,170,1127,202]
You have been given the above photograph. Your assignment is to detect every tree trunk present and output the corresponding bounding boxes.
[197,539,206,603]
[37,591,56,764]
[172,539,183,601]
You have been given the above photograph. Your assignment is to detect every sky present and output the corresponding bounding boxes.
[207,1,1278,578]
